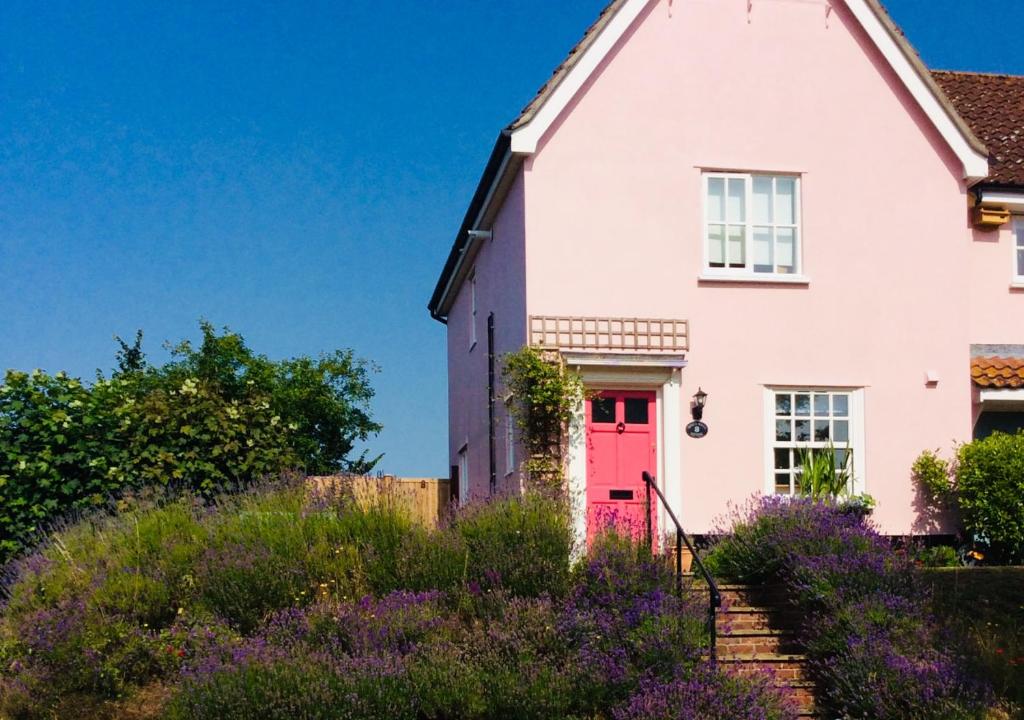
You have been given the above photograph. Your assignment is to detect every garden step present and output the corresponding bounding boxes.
[717,653,809,682]
[716,605,801,633]
[717,627,800,655]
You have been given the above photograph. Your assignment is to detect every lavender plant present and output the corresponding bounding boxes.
[708,496,991,719]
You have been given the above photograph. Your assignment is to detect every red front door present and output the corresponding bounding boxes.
[585,390,657,545]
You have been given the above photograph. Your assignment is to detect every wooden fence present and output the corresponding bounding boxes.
[307,474,451,528]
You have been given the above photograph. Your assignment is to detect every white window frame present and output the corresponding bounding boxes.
[504,400,515,476]
[457,443,469,506]
[702,172,804,281]
[762,387,866,496]
[1014,217,1024,285]
[469,272,477,350]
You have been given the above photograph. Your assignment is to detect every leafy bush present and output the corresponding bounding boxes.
[452,492,572,598]
[956,432,1024,563]
[0,323,381,562]
[913,434,1024,563]
[912,449,953,502]
[708,497,989,719]
[915,544,959,568]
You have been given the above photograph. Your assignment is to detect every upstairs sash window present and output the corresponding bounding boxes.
[705,173,801,278]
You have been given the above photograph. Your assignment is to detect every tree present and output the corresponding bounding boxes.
[0,322,382,561]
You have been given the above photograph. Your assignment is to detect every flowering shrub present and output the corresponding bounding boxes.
[2,482,789,719]
[613,666,794,720]
[708,497,990,719]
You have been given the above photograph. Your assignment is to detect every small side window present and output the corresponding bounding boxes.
[1014,219,1024,283]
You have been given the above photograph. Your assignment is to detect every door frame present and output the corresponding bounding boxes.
[564,353,687,556]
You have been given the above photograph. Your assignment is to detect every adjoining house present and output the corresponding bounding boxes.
[427,0,1024,546]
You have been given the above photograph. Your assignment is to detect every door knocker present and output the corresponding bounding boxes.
[616,422,625,434]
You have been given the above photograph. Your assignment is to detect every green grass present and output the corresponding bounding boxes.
[922,567,1024,717]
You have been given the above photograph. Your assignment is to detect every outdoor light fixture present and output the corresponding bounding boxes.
[691,388,708,420]
[686,388,709,438]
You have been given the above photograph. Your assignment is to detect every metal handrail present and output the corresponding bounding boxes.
[642,471,721,656]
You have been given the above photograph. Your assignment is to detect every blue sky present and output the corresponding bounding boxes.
[2,1,1022,477]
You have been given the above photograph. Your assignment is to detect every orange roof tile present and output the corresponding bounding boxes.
[971,356,1024,388]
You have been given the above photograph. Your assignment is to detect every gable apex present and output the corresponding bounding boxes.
[508,0,989,182]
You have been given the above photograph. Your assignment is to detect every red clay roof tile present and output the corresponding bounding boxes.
[971,356,1024,388]
[932,71,1024,187]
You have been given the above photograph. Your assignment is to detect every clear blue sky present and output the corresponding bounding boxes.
[2,1,1022,477]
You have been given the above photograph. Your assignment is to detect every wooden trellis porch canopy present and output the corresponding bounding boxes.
[529,315,689,353]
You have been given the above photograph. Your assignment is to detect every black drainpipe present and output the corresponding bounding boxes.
[487,312,497,496]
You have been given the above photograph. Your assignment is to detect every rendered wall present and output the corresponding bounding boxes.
[446,171,528,501]
[520,0,974,534]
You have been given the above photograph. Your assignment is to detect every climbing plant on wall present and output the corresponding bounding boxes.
[502,346,585,489]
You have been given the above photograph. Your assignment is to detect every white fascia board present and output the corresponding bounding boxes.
[979,192,1024,212]
[979,388,1024,403]
[844,0,989,183]
[510,0,653,154]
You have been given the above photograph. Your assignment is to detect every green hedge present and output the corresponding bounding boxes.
[0,323,380,562]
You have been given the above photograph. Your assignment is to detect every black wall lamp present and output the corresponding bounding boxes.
[691,387,708,421]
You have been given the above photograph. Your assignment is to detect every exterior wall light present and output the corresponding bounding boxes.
[691,388,708,420]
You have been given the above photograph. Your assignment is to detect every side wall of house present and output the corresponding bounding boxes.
[446,171,528,501]
[520,0,973,533]
[970,221,1024,344]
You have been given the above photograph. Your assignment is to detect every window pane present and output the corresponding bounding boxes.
[774,448,791,470]
[795,394,811,416]
[775,475,792,494]
[707,177,725,222]
[624,398,649,425]
[752,177,773,223]
[813,394,829,416]
[814,419,830,441]
[708,224,725,266]
[727,226,745,267]
[727,178,746,222]
[776,227,796,273]
[1018,248,1024,278]
[753,226,773,273]
[835,448,849,470]
[776,419,792,441]
[775,177,796,224]
[776,393,792,415]
[833,419,849,443]
[795,419,811,441]
[592,397,616,423]
[833,394,849,417]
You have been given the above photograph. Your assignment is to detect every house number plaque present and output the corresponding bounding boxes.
[686,421,708,439]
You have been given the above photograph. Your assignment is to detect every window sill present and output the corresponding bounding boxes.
[1010,281,1024,291]
[698,273,810,286]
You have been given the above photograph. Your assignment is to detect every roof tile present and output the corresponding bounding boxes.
[932,71,1024,187]
[971,356,1024,388]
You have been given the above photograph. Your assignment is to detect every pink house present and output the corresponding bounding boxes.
[427,0,1024,544]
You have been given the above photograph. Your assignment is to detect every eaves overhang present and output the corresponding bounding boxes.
[427,131,515,323]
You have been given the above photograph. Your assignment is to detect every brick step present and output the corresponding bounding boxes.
[716,605,801,632]
[717,627,801,655]
[717,653,809,683]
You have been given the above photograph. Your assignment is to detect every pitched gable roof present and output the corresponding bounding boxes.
[932,71,1024,188]
[428,0,992,321]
